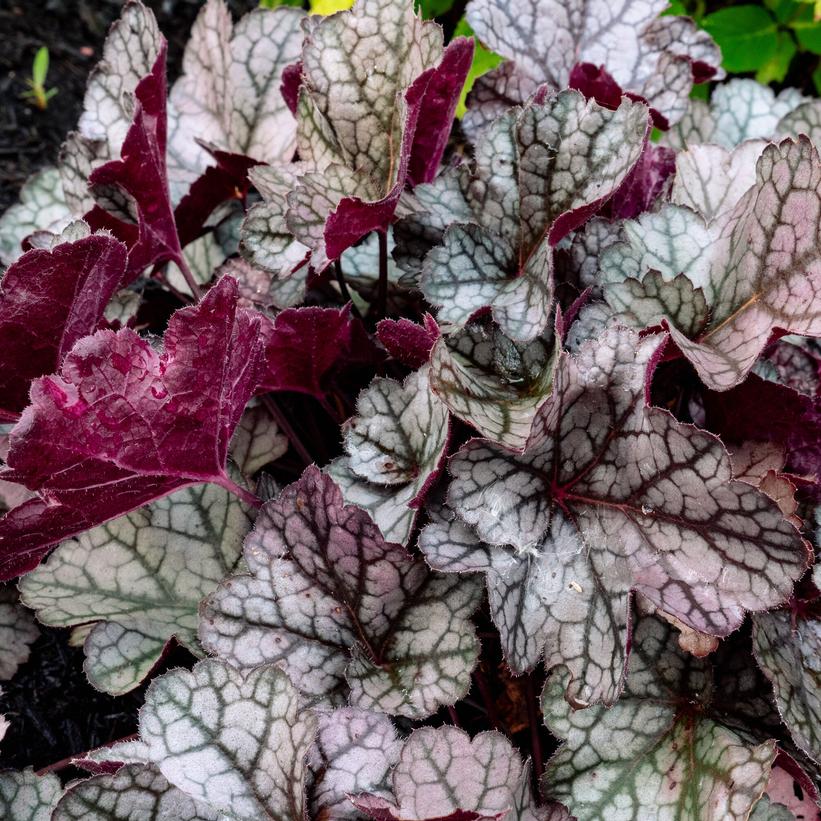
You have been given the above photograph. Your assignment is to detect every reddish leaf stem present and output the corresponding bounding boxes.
[376,229,389,319]
[173,252,203,301]
[215,474,262,508]
[34,733,140,776]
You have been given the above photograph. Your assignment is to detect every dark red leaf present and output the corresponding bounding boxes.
[0,233,127,420]
[376,314,440,369]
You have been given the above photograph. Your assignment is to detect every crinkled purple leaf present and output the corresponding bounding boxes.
[257,304,381,399]
[166,0,304,200]
[53,764,220,821]
[0,230,126,419]
[352,726,570,821]
[308,707,401,821]
[376,314,440,370]
[443,325,809,705]
[753,602,821,765]
[665,79,807,150]
[0,276,264,580]
[0,167,72,265]
[19,481,250,694]
[465,0,721,128]
[328,367,449,544]
[140,659,316,821]
[428,319,556,449]
[421,91,648,341]
[200,467,481,717]
[542,614,778,821]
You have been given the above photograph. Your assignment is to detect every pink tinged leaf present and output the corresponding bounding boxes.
[445,326,810,706]
[0,232,127,419]
[0,277,265,580]
[376,314,440,370]
[407,37,475,187]
[85,46,184,285]
[352,726,569,821]
[257,304,381,399]
[199,466,481,718]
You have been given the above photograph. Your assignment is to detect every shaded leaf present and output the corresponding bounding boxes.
[0,587,39,681]
[0,769,62,821]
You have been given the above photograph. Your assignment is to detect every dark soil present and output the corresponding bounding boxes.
[0,0,259,213]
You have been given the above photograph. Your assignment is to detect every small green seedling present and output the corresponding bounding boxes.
[21,47,58,111]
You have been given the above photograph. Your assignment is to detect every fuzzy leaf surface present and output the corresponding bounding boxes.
[53,764,220,821]
[0,587,39,680]
[200,467,481,717]
[445,326,808,705]
[140,659,316,821]
[0,769,62,821]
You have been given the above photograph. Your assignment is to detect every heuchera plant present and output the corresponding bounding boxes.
[1,0,821,819]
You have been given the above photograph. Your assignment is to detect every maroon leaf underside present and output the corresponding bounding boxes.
[323,39,472,261]
[84,44,185,286]
[0,234,127,420]
[352,795,491,821]
[599,142,676,221]
[280,60,303,117]
[0,276,264,580]
[174,146,261,248]
[257,304,382,399]
[376,314,440,369]
[569,62,669,130]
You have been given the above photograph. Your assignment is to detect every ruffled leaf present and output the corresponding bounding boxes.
[542,615,778,821]
[0,229,126,418]
[442,326,808,705]
[329,367,449,544]
[465,0,721,128]
[352,725,569,821]
[200,467,481,717]
[421,91,648,341]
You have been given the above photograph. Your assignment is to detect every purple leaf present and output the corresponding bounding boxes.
[598,142,676,221]
[257,305,381,399]
[407,37,475,187]
[376,314,440,370]
[0,277,265,579]
[280,60,303,117]
[436,326,809,706]
[0,230,126,420]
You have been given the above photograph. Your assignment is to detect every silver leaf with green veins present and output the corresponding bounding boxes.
[0,769,62,821]
[53,764,220,821]
[140,659,316,821]
[0,587,39,681]
[20,481,251,695]
[542,615,778,821]
[328,367,449,545]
